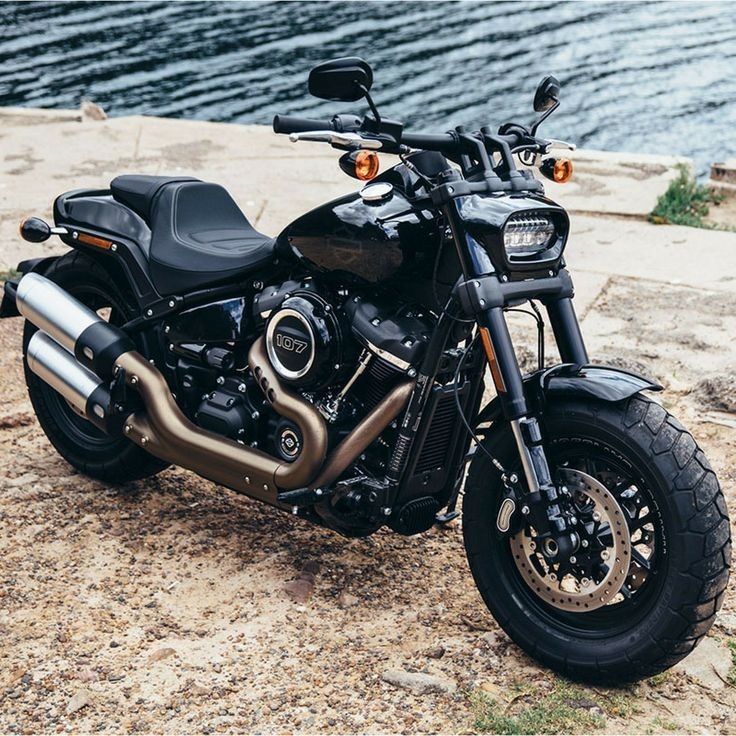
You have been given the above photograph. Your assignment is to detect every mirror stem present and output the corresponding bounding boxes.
[530,99,559,136]
[359,85,382,127]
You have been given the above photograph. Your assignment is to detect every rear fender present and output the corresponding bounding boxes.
[476,363,663,426]
[1,257,60,318]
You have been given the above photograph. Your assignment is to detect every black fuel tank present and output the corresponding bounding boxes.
[276,168,441,286]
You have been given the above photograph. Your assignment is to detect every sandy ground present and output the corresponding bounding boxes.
[1,269,735,735]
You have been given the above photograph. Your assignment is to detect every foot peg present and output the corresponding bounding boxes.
[277,486,332,508]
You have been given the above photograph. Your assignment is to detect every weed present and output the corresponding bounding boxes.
[727,638,736,686]
[646,671,671,688]
[0,268,19,283]
[648,715,679,733]
[649,164,724,229]
[471,680,606,734]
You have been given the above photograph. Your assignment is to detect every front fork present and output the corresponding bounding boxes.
[477,304,584,557]
[445,200,589,557]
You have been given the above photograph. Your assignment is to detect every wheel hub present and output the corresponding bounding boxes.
[509,468,632,612]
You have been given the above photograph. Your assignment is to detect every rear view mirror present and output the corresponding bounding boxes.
[533,75,561,112]
[308,57,374,102]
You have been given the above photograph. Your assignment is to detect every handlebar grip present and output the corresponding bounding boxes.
[272,114,335,135]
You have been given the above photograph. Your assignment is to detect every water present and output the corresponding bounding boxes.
[2,1,735,174]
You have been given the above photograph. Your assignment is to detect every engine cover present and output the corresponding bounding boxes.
[265,293,342,389]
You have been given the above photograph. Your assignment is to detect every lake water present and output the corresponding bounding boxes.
[2,1,735,174]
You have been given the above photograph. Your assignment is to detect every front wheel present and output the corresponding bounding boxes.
[462,394,731,683]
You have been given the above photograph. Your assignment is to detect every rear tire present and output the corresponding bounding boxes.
[462,394,731,683]
[23,252,169,483]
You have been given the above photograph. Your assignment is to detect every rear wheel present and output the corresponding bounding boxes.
[23,252,168,483]
[463,394,731,682]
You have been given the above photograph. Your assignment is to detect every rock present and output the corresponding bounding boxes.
[5,472,39,488]
[76,667,98,683]
[284,562,320,604]
[673,637,731,690]
[109,640,120,648]
[0,413,33,430]
[66,689,91,715]
[716,610,736,636]
[80,100,107,121]
[148,647,177,664]
[423,646,446,659]
[337,590,359,609]
[381,669,457,695]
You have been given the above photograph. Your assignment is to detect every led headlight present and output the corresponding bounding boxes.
[503,214,556,257]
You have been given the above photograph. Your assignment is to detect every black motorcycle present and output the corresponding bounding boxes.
[2,58,729,683]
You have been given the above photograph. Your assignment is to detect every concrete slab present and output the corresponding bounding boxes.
[536,148,691,218]
[567,215,736,293]
[0,108,721,283]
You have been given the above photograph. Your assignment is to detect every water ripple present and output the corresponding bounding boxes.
[1,0,733,173]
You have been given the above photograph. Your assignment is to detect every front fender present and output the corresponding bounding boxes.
[476,363,662,425]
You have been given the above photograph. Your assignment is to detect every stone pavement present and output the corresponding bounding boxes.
[1,106,734,321]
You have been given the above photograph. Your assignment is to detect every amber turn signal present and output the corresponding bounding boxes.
[540,157,573,184]
[338,149,380,181]
[19,217,52,243]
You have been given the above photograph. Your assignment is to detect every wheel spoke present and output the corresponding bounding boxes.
[631,547,652,571]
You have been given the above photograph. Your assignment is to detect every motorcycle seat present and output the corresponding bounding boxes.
[109,175,275,295]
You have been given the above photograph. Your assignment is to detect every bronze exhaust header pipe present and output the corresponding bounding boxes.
[18,274,415,506]
[117,337,329,502]
[308,379,415,491]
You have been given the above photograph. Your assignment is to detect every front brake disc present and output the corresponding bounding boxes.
[509,468,631,612]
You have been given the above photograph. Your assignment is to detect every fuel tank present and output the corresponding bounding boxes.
[275,165,443,287]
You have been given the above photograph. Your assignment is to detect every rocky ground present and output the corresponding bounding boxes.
[1,267,736,735]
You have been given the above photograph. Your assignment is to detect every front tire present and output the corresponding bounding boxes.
[463,394,731,682]
[23,252,169,483]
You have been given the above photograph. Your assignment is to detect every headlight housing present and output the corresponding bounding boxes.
[503,214,556,257]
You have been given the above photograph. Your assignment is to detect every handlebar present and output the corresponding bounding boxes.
[400,132,457,154]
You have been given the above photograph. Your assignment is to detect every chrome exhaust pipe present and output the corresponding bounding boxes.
[25,331,115,432]
[17,272,101,353]
[17,272,134,381]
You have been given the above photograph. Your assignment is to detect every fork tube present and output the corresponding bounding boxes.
[477,307,529,420]
[546,297,588,365]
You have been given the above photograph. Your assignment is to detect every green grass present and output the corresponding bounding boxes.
[727,638,736,686]
[470,679,644,735]
[646,672,671,688]
[471,681,606,735]
[649,164,724,229]
[647,716,680,733]
[0,268,19,284]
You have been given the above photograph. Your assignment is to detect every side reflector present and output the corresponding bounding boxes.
[540,157,573,184]
[77,232,113,250]
[339,149,380,181]
[480,327,506,393]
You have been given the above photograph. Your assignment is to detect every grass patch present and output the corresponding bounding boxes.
[470,679,643,734]
[471,681,606,734]
[727,638,736,686]
[0,268,19,284]
[647,716,680,733]
[646,671,671,688]
[649,164,724,228]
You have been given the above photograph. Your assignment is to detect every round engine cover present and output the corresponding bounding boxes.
[265,293,341,389]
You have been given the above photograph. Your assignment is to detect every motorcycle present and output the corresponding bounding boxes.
[2,58,729,683]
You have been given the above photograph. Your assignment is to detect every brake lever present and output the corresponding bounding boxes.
[288,131,382,150]
[545,138,577,151]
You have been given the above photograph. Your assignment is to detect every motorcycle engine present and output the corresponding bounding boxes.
[255,280,347,390]
[255,278,434,419]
